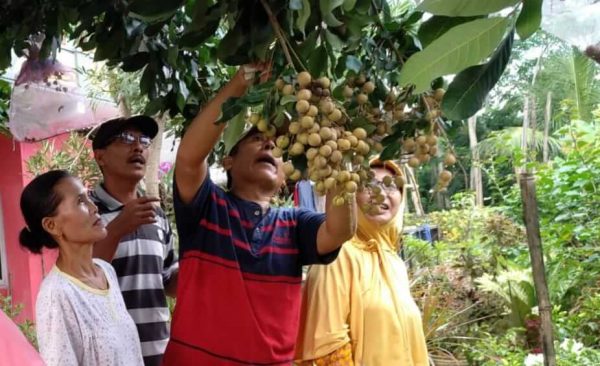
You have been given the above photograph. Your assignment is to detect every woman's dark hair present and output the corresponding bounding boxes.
[19,170,71,253]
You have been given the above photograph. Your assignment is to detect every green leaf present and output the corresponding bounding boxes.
[320,0,345,27]
[121,52,150,72]
[516,0,542,41]
[222,110,248,154]
[398,17,510,93]
[129,0,186,22]
[324,29,344,51]
[296,0,311,34]
[417,0,520,16]
[442,29,514,120]
[346,55,362,73]
[380,142,402,160]
[217,97,243,124]
[418,16,479,48]
[280,95,297,105]
[343,0,358,11]
[309,45,328,77]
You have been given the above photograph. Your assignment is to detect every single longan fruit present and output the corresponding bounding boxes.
[256,119,269,132]
[363,81,376,94]
[356,93,369,105]
[319,145,332,157]
[408,156,420,168]
[439,170,453,182]
[275,79,285,90]
[296,99,310,114]
[290,169,302,181]
[343,85,354,98]
[300,115,315,129]
[288,121,301,134]
[306,147,319,160]
[307,105,319,117]
[353,128,367,140]
[330,150,343,163]
[289,142,305,155]
[328,109,342,122]
[296,88,312,101]
[249,113,260,124]
[297,71,312,88]
[444,153,457,166]
[318,77,331,89]
[345,181,358,193]
[308,133,322,147]
[276,135,290,149]
[283,162,295,176]
[282,84,294,95]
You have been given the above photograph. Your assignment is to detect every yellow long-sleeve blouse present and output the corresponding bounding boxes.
[295,209,429,366]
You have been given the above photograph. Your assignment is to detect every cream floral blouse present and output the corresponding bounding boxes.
[36,258,144,366]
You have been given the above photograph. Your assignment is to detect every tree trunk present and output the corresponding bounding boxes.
[403,164,425,216]
[543,92,552,163]
[117,94,131,118]
[519,173,557,366]
[467,116,483,206]
[520,95,531,175]
[144,115,165,198]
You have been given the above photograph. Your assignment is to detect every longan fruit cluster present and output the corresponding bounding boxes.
[267,71,377,205]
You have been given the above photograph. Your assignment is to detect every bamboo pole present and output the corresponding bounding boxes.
[519,174,557,366]
[543,92,552,163]
[467,116,483,206]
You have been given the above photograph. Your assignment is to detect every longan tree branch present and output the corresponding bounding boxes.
[259,0,295,68]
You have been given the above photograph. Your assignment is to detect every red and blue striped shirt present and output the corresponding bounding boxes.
[162,176,339,365]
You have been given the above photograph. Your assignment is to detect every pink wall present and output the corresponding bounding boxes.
[0,135,62,322]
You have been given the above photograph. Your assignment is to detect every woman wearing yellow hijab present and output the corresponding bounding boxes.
[295,160,428,366]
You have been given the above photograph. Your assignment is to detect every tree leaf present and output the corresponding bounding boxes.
[320,0,345,27]
[417,0,520,17]
[516,0,542,41]
[380,142,402,161]
[217,97,243,124]
[309,45,328,77]
[442,30,514,120]
[418,15,479,49]
[343,0,358,12]
[129,0,186,22]
[296,0,311,34]
[398,17,510,93]
[222,110,248,154]
[324,29,344,50]
[346,55,362,73]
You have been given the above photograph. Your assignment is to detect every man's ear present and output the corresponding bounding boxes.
[93,149,105,168]
[222,155,233,171]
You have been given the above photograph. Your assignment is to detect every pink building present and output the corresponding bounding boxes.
[0,135,60,322]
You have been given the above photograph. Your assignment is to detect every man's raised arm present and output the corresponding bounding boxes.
[175,68,254,204]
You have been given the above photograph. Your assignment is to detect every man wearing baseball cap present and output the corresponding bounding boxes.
[161,65,357,366]
[90,115,179,366]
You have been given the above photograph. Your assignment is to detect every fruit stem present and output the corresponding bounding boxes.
[259,0,295,69]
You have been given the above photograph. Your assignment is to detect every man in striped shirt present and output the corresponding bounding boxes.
[90,116,179,366]
[161,65,357,365]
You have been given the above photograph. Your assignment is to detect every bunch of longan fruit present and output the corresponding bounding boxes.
[248,70,455,205]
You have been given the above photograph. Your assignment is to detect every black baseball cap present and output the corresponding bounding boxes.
[91,115,158,150]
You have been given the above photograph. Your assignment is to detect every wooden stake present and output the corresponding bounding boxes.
[519,173,557,366]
